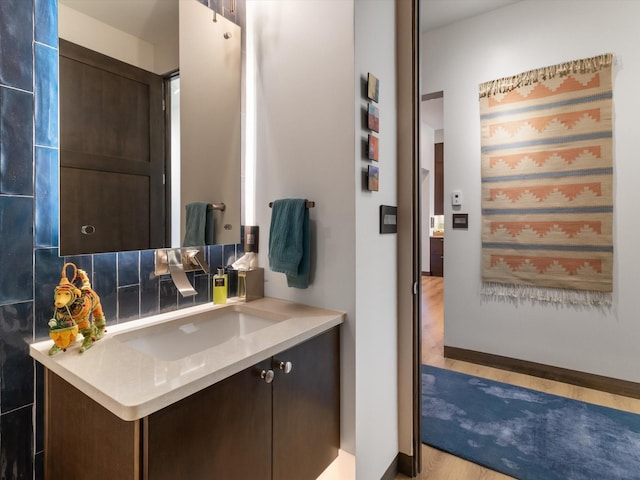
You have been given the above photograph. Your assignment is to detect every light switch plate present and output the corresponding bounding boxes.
[452,191,462,206]
[380,205,397,234]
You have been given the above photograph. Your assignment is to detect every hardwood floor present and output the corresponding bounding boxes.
[396,275,640,480]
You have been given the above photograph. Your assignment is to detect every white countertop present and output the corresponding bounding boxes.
[30,297,344,421]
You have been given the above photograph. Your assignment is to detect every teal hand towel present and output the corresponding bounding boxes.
[183,202,214,246]
[268,199,310,289]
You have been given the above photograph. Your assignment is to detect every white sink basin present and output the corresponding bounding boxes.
[113,308,282,361]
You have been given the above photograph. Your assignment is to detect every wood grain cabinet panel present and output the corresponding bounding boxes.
[430,237,444,277]
[45,371,141,480]
[273,327,340,480]
[59,39,165,255]
[45,328,340,480]
[145,359,273,480]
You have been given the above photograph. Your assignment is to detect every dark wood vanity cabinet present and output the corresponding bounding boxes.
[430,236,444,277]
[46,369,141,480]
[45,327,340,480]
[147,326,340,480]
[272,327,340,480]
[145,358,273,479]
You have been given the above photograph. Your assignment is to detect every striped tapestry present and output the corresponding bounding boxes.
[480,54,613,305]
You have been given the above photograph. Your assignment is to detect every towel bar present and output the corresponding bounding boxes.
[207,203,226,211]
[269,201,315,208]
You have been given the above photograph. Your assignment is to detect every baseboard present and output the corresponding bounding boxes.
[421,271,430,276]
[380,453,415,479]
[380,455,398,480]
[444,346,640,400]
[396,452,417,478]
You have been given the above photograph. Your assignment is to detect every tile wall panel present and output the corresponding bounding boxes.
[0,197,33,304]
[0,0,33,91]
[0,405,33,479]
[118,251,140,287]
[0,302,33,413]
[159,277,179,313]
[35,364,45,454]
[118,285,140,322]
[35,146,59,247]
[63,254,92,278]
[34,0,58,48]
[0,87,33,195]
[92,253,117,323]
[140,249,160,315]
[34,44,58,148]
[34,248,64,340]
[195,274,213,304]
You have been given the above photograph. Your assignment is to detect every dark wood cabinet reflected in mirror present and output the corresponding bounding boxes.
[58,0,243,256]
[59,40,166,255]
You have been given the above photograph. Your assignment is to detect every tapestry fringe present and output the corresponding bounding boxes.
[479,53,614,98]
[481,282,613,307]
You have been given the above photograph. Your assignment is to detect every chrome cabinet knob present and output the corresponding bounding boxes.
[260,369,275,384]
[275,360,293,374]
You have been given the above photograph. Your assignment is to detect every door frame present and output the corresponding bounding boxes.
[396,0,422,476]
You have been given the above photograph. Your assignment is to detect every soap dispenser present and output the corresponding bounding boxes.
[213,268,227,304]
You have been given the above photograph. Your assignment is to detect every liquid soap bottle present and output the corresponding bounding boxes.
[213,267,227,304]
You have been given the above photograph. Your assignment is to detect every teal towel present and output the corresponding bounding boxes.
[268,199,310,289]
[183,202,214,246]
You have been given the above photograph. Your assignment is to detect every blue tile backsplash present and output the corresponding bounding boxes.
[34,43,59,148]
[0,197,33,304]
[34,0,58,48]
[0,302,34,413]
[0,0,33,91]
[0,1,244,477]
[0,87,34,195]
[0,405,33,480]
[35,146,59,248]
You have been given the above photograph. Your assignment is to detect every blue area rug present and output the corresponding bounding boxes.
[421,365,640,480]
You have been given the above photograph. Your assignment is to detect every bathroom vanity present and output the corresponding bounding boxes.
[30,298,344,480]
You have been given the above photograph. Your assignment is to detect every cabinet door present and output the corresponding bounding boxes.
[272,328,340,480]
[430,237,444,277]
[59,39,165,255]
[46,370,140,480]
[145,359,272,480]
[430,254,444,277]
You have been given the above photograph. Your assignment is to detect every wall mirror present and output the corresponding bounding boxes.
[58,0,242,255]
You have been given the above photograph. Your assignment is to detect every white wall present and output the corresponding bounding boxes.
[250,0,357,460]
[422,0,640,381]
[251,1,399,478]
[59,3,177,74]
[354,0,399,478]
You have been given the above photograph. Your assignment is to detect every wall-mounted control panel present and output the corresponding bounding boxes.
[380,205,397,234]
[452,191,462,206]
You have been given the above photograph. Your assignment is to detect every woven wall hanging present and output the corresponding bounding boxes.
[479,54,614,305]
